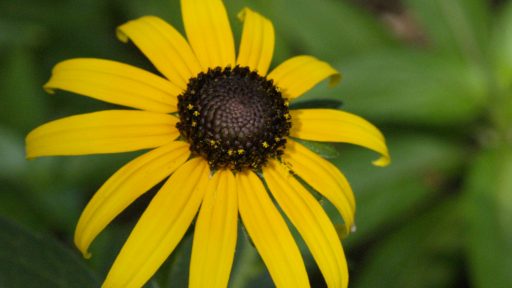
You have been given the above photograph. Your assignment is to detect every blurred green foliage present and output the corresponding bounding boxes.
[1,0,511,287]
[0,217,99,287]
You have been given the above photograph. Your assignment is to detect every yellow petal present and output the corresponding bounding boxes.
[290,109,390,166]
[264,160,349,288]
[103,158,209,288]
[181,0,235,69]
[44,58,180,113]
[237,171,310,288]
[26,110,178,158]
[268,55,340,100]
[74,141,190,258]
[117,16,202,90]
[283,139,355,234]
[189,169,237,288]
[236,8,275,76]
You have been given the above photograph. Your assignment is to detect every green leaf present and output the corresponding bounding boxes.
[319,48,487,126]
[152,225,273,288]
[352,199,465,288]
[121,0,183,32]
[463,146,512,288]
[488,2,512,132]
[0,127,26,180]
[293,139,340,160]
[84,222,132,278]
[159,232,193,288]
[335,133,465,193]
[289,98,343,110]
[230,225,272,288]
[0,20,47,47]
[0,48,48,132]
[492,1,512,88]
[245,0,393,62]
[340,176,432,247]
[332,133,465,245]
[0,217,99,288]
[404,0,490,62]
[0,178,56,233]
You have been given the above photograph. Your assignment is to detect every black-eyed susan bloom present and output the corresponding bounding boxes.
[26,0,390,287]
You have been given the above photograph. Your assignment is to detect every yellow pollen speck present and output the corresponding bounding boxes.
[284,113,291,120]
[228,149,233,156]
[187,104,194,110]
[262,141,269,148]
[210,140,216,145]
[193,111,200,116]
[284,100,289,107]
[237,149,245,155]
[191,121,197,127]
[274,137,281,142]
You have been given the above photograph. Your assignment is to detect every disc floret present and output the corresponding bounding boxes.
[177,66,291,171]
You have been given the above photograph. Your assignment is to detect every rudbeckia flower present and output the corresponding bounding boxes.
[26,0,390,287]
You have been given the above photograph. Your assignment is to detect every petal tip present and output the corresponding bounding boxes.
[329,72,342,88]
[25,135,37,159]
[237,7,248,21]
[82,251,92,259]
[74,234,92,259]
[115,28,129,43]
[25,152,35,160]
[237,7,255,21]
[43,83,55,94]
[372,155,391,167]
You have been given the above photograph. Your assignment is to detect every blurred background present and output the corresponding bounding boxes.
[1,0,511,287]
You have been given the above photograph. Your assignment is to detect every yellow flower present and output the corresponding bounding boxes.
[26,0,390,287]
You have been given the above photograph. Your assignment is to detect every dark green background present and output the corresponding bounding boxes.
[1,0,511,287]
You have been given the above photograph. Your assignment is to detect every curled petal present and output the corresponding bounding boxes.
[290,109,390,166]
[268,56,340,99]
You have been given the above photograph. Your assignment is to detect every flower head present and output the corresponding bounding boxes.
[26,0,390,287]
